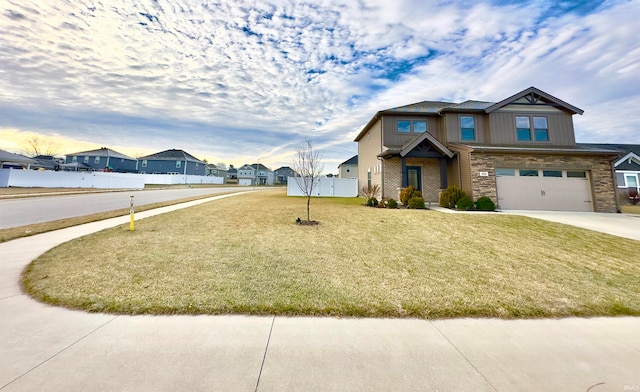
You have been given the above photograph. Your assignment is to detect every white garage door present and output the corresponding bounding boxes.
[495,169,593,211]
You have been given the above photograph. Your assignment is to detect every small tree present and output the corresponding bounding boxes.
[292,138,324,222]
[22,135,60,157]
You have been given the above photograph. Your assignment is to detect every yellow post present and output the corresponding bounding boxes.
[129,195,135,231]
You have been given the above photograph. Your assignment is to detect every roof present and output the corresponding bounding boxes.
[240,163,272,171]
[273,166,295,172]
[139,149,205,164]
[66,147,134,160]
[0,149,37,165]
[338,155,358,166]
[578,143,640,170]
[354,87,584,142]
[378,133,454,159]
[448,143,620,157]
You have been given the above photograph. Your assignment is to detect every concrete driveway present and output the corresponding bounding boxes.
[502,210,640,241]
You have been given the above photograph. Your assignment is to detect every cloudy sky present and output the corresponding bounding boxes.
[1,0,638,171]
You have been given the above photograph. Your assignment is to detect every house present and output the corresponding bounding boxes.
[579,144,640,205]
[237,163,274,185]
[65,147,137,172]
[226,165,238,183]
[355,87,619,212]
[0,149,37,169]
[138,149,206,175]
[273,166,296,184]
[205,163,228,181]
[338,155,358,178]
[31,155,64,171]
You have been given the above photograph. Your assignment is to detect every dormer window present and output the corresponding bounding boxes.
[516,116,549,142]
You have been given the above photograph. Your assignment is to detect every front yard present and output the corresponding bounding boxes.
[22,189,640,318]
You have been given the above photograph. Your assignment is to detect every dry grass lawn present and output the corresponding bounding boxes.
[22,189,640,319]
[621,204,640,215]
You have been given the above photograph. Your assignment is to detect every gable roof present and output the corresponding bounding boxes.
[139,149,205,164]
[240,163,272,172]
[66,147,134,160]
[0,149,37,166]
[400,132,453,158]
[354,87,584,142]
[339,155,358,166]
[484,86,584,115]
[578,143,640,170]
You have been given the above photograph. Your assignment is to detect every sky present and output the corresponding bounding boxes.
[1,0,639,172]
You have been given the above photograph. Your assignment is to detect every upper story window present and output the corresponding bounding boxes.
[141,160,148,168]
[72,156,77,162]
[83,156,89,163]
[397,120,427,134]
[516,116,549,142]
[460,116,475,141]
[94,156,100,164]
[176,161,182,169]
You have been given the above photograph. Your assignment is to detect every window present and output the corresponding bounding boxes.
[516,116,549,142]
[141,160,147,168]
[94,156,100,164]
[460,116,475,141]
[543,170,562,177]
[346,166,350,173]
[176,161,182,169]
[397,120,411,133]
[397,120,427,134]
[495,168,515,176]
[567,171,587,178]
[83,156,89,163]
[72,156,77,162]
[626,174,638,188]
[519,169,538,176]
[516,117,531,141]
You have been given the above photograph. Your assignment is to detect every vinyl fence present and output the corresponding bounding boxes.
[0,169,224,189]
[287,177,358,197]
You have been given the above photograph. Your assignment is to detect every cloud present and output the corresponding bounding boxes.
[0,0,638,170]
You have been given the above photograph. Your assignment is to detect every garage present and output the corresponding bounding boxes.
[495,168,593,211]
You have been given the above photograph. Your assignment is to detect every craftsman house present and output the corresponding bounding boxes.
[355,87,618,212]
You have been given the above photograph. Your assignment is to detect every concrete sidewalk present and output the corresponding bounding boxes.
[1,194,639,391]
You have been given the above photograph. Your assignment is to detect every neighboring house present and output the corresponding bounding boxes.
[580,144,640,205]
[31,155,64,171]
[205,163,228,181]
[0,149,37,169]
[273,166,296,184]
[338,155,358,178]
[355,86,619,212]
[138,149,206,175]
[65,147,137,172]
[237,163,274,185]
[226,165,238,183]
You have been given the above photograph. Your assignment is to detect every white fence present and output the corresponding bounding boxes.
[287,177,358,197]
[0,169,224,189]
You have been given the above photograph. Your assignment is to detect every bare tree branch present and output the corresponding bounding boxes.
[292,138,324,221]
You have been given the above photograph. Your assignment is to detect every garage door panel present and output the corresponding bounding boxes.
[496,170,593,212]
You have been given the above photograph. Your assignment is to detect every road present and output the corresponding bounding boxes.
[0,187,247,229]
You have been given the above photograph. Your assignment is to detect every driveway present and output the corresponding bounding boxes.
[502,210,640,241]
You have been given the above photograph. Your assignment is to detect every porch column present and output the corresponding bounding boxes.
[439,158,448,189]
[401,157,407,188]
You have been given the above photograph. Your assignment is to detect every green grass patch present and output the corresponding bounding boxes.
[22,190,640,319]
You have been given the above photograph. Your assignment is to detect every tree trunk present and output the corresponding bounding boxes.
[307,195,311,221]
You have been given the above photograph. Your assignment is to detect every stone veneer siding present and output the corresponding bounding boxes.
[383,157,441,202]
[468,152,618,213]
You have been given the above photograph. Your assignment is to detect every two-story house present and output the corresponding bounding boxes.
[138,149,206,175]
[65,147,137,172]
[338,155,358,179]
[273,166,296,185]
[238,163,274,185]
[355,87,619,212]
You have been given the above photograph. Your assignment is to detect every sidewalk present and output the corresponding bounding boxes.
[1,195,639,391]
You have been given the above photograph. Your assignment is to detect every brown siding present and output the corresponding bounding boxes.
[383,115,443,147]
[467,153,617,212]
[447,155,461,189]
[489,111,576,146]
[458,150,473,196]
[357,119,383,195]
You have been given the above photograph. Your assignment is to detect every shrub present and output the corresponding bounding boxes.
[439,185,466,208]
[361,184,381,199]
[456,196,474,211]
[475,196,496,211]
[365,197,378,207]
[386,198,398,209]
[407,196,425,209]
[400,186,422,205]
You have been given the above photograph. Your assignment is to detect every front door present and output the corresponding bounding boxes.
[407,166,421,191]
